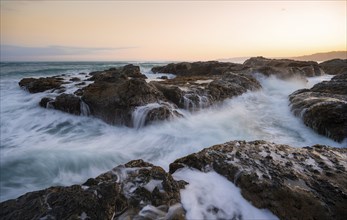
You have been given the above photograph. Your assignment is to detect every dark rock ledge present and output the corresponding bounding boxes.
[1,140,346,220]
[170,140,347,220]
[289,73,347,142]
[0,160,186,220]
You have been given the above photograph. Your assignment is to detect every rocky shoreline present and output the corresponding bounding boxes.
[7,57,346,219]
[18,57,347,142]
[1,140,346,219]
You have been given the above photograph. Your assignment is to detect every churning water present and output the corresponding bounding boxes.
[0,62,345,217]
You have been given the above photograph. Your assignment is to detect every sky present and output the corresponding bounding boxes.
[0,0,346,61]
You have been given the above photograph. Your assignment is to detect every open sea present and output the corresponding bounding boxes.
[0,62,345,218]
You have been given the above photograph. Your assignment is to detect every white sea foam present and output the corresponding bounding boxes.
[0,63,344,202]
[173,168,279,219]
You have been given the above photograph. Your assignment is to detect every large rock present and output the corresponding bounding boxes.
[289,73,347,142]
[152,73,261,110]
[319,59,347,75]
[82,77,172,126]
[89,64,147,82]
[18,77,65,93]
[170,140,347,220]
[243,56,325,78]
[151,61,247,76]
[40,94,83,115]
[0,160,186,220]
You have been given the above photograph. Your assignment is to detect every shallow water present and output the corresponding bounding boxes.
[0,62,344,204]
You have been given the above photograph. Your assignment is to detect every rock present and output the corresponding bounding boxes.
[54,94,82,115]
[40,94,82,115]
[319,59,347,75]
[90,64,147,82]
[152,73,261,110]
[82,78,168,126]
[69,77,81,82]
[18,77,64,93]
[170,140,347,220]
[289,73,347,142]
[151,61,246,76]
[39,97,53,108]
[243,56,325,78]
[158,76,168,80]
[0,160,186,220]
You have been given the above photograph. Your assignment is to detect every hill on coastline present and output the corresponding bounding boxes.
[289,51,347,61]
[219,51,347,63]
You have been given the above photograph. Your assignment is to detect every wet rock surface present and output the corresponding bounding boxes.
[289,73,347,142]
[170,140,347,220]
[319,59,347,75]
[243,56,325,79]
[0,160,186,220]
[1,141,346,220]
[19,57,344,128]
[18,77,65,93]
[151,61,247,76]
[26,63,261,127]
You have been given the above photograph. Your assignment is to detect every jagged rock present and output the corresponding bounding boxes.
[170,140,347,220]
[54,94,82,115]
[319,59,347,75]
[289,73,347,142]
[151,61,247,76]
[0,160,186,220]
[18,77,64,93]
[82,78,167,126]
[90,64,147,82]
[39,97,53,108]
[40,94,82,115]
[69,77,81,82]
[243,56,325,78]
[152,73,261,110]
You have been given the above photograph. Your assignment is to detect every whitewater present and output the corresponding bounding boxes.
[0,62,344,218]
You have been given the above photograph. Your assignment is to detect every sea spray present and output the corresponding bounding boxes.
[173,168,279,220]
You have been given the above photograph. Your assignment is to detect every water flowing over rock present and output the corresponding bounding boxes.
[152,73,261,110]
[319,59,347,75]
[0,160,186,220]
[18,77,65,93]
[243,56,325,79]
[170,140,347,220]
[1,141,346,219]
[289,73,347,142]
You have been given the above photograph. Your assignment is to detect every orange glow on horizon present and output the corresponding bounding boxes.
[0,1,346,61]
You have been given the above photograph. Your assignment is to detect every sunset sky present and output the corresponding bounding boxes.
[0,1,346,61]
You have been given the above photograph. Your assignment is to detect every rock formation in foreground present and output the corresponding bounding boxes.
[170,140,347,220]
[289,73,347,142]
[0,160,186,220]
[1,140,346,220]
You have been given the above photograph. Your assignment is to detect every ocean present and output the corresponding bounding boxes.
[0,62,344,218]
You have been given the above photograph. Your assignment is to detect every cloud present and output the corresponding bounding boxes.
[0,45,138,61]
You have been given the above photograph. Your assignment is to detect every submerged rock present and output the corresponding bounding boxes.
[18,77,65,93]
[289,73,347,142]
[0,160,186,220]
[243,56,325,79]
[319,59,347,75]
[170,140,347,220]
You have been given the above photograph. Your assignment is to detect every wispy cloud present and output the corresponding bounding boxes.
[0,45,138,61]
